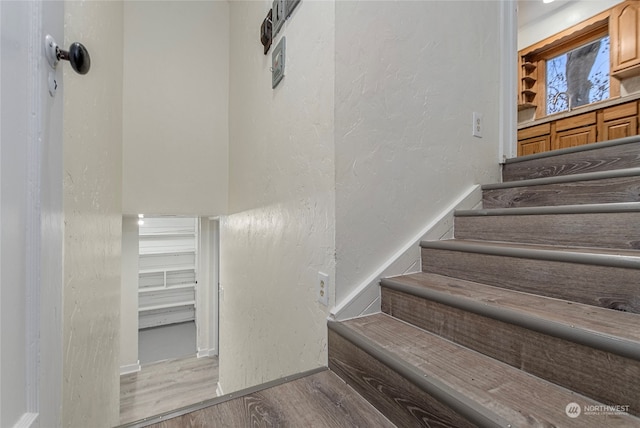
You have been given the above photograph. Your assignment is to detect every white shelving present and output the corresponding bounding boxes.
[138,217,198,329]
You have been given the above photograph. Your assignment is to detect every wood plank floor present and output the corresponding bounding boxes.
[120,355,219,425]
[147,370,395,428]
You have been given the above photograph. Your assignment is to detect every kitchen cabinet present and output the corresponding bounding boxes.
[598,101,638,141]
[552,112,597,150]
[517,123,550,156]
[611,1,640,77]
[518,135,550,156]
[553,126,597,150]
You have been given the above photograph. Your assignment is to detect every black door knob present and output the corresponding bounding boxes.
[59,42,91,75]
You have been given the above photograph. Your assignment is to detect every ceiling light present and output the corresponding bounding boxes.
[543,0,555,4]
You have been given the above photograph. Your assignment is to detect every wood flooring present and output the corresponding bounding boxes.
[120,355,219,425]
[146,369,394,428]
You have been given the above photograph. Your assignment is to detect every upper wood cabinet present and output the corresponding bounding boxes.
[611,1,640,77]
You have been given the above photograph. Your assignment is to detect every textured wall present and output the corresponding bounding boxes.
[334,1,502,305]
[63,1,123,426]
[518,0,618,50]
[122,1,229,217]
[220,0,335,394]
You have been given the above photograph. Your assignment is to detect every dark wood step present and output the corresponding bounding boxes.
[131,369,394,428]
[328,313,640,427]
[380,272,640,415]
[454,202,640,249]
[483,168,640,209]
[420,239,640,313]
[503,135,640,182]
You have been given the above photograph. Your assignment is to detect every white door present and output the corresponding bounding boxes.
[0,1,64,426]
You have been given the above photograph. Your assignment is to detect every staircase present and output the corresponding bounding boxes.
[329,137,640,427]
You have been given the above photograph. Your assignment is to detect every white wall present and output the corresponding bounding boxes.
[1,2,30,424]
[197,218,219,358]
[120,216,139,373]
[1,1,65,426]
[334,1,502,306]
[63,1,123,426]
[221,0,335,394]
[518,0,620,50]
[122,1,229,217]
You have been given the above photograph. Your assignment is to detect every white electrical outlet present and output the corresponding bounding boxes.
[317,272,329,306]
[473,112,483,138]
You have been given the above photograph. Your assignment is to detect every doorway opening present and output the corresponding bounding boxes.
[138,216,199,363]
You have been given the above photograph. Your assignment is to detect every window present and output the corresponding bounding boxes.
[518,10,620,119]
[546,36,610,115]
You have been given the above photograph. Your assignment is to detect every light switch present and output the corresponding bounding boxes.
[272,37,285,89]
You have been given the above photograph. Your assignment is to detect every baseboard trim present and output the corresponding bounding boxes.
[120,361,141,375]
[330,185,482,321]
[197,348,217,359]
[216,382,224,397]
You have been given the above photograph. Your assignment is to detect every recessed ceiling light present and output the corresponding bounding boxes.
[543,0,555,4]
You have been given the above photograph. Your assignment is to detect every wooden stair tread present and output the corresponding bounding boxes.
[483,166,640,190]
[382,272,640,359]
[420,238,640,265]
[504,135,640,183]
[335,313,639,427]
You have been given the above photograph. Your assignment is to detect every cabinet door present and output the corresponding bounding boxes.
[518,135,550,156]
[602,116,638,141]
[553,125,597,150]
[611,1,640,74]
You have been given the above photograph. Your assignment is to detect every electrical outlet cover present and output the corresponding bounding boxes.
[317,272,329,306]
[272,37,285,89]
[272,0,286,37]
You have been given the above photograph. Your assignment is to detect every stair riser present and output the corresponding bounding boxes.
[382,287,640,416]
[420,248,640,313]
[328,330,477,428]
[454,212,640,249]
[482,176,640,208]
[503,141,640,182]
